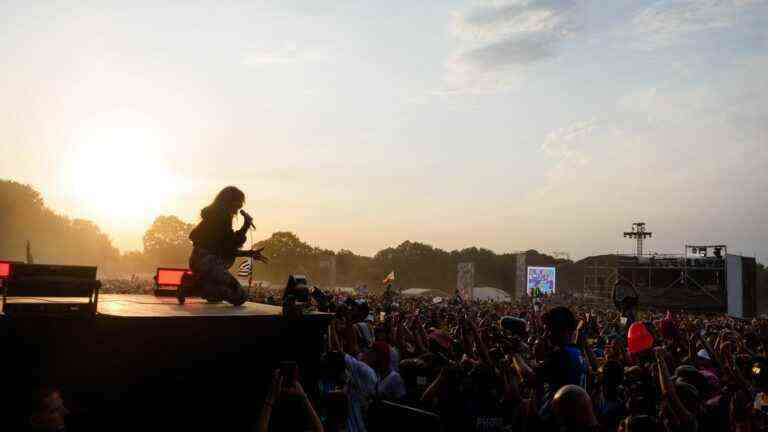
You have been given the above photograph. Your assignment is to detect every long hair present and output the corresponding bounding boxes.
[201,186,245,218]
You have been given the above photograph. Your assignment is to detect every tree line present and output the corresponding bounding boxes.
[1,180,569,292]
[3,179,765,296]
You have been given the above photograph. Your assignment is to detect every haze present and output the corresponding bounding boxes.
[1,0,766,260]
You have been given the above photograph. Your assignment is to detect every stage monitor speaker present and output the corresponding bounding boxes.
[1,263,100,317]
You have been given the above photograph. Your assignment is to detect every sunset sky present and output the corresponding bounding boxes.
[1,0,766,260]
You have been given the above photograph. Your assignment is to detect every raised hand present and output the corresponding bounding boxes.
[266,369,282,404]
[283,378,307,398]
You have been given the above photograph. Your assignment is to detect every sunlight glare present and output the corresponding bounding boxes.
[63,116,175,226]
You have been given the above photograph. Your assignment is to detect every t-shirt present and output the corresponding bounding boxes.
[355,323,374,350]
[595,388,627,432]
[536,344,588,390]
[344,354,378,432]
[376,370,406,401]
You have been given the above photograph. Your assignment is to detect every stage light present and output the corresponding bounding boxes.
[156,268,191,287]
[0,261,11,279]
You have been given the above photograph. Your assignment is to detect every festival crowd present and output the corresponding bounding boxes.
[23,282,768,432]
[257,287,768,432]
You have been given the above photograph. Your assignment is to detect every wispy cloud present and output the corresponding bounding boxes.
[440,0,767,95]
[439,0,583,95]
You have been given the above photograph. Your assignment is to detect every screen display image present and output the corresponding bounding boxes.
[527,266,556,296]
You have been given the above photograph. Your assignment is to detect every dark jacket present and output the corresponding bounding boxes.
[189,207,246,259]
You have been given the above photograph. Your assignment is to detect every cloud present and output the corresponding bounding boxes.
[632,0,767,48]
[439,0,766,95]
[242,43,328,66]
[451,0,581,40]
[440,0,583,95]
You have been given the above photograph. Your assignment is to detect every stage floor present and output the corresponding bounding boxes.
[3,294,287,318]
[98,294,284,317]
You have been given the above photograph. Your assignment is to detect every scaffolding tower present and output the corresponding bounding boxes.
[623,222,652,256]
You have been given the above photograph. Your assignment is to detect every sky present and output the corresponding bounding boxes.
[1,0,766,260]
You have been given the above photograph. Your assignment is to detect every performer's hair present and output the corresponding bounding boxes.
[201,186,245,218]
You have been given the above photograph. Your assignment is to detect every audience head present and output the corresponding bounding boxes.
[552,384,598,429]
[543,306,577,345]
[29,386,69,432]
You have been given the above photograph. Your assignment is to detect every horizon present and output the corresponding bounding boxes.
[2,1,766,261]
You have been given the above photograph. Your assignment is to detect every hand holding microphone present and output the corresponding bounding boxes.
[240,209,255,229]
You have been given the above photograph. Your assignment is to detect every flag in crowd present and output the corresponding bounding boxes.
[382,270,395,284]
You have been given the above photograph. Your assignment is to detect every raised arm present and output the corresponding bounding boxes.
[655,347,694,425]
[470,319,493,367]
[695,331,722,371]
[257,370,282,432]
[421,368,445,404]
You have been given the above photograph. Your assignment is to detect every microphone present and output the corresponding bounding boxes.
[240,209,256,229]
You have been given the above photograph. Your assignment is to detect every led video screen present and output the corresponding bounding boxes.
[527,266,556,295]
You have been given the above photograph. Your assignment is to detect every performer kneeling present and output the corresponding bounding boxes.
[189,186,268,305]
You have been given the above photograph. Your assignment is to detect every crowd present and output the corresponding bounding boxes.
[98,275,153,294]
[260,288,768,432]
[20,279,768,432]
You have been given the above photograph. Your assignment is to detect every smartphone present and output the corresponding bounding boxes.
[280,361,297,383]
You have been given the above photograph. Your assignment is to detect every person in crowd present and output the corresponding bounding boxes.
[188,186,268,305]
[593,360,628,431]
[258,368,324,432]
[28,386,69,432]
[320,317,379,432]
[368,341,406,401]
[613,281,639,328]
[352,302,375,351]
[552,384,600,432]
[511,305,588,416]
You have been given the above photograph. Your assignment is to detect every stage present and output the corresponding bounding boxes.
[0,295,333,431]
[4,293,296,317]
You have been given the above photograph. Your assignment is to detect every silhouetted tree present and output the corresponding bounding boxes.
[0,179,119,266]
[142,215,194,267]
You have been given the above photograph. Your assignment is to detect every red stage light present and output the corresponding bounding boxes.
[0,261,11,279]
[156,268,191,287]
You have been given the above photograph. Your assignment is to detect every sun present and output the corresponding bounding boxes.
[62,117,175,226]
